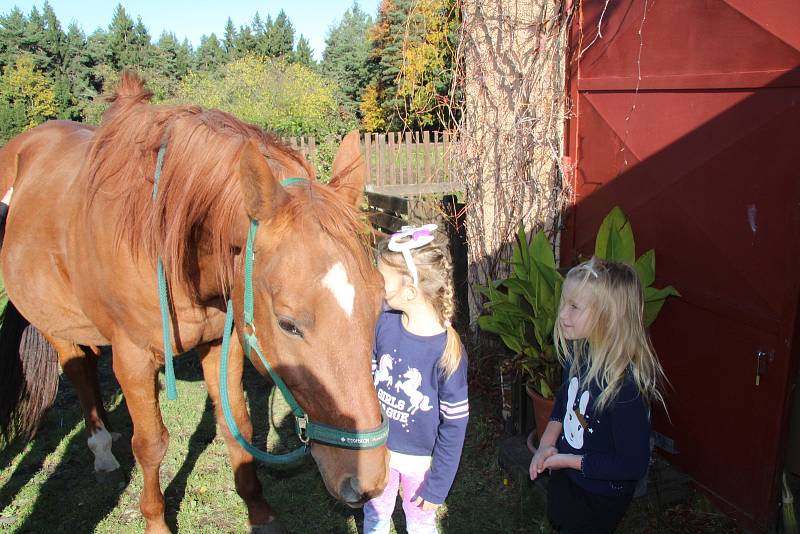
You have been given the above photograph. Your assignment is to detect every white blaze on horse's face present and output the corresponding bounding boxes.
[322,262,355,318]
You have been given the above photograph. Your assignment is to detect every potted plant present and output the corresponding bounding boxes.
[477,225,563,441]
[478,206,679,442]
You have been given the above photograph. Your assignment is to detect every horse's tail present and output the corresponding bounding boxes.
[0,302,59,446]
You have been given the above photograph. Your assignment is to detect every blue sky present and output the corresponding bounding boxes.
[2,1,381,60]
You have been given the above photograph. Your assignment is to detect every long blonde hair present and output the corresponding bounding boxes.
[377,231,464,379]
[554,257,667,412]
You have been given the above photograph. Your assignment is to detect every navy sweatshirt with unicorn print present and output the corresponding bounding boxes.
[549,368,650,497]
[371,310,469,505]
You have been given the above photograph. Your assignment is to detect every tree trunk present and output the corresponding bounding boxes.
[455,0,571,325]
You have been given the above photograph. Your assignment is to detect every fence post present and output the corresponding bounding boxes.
[377,134,385,188]
[308,136,316,165]
[422,130,428,182]
[390,132,398,186]
[443,132,451,187]
[405,132,413,187]
[363,133,373,186]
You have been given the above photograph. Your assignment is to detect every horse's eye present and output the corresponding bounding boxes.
[278,319,303,338]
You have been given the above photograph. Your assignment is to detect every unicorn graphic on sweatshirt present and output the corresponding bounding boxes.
[374,353,394,387]
[394,367,432,415]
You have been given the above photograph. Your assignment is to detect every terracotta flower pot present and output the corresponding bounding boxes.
[526,384,555,442]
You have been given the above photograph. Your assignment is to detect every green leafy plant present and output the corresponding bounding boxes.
[477,225,563,399]
[477,206,679,399]
[594,206,680,327]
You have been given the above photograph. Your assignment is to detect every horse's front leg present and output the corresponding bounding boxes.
[112,334,170,534]
[197,339,286,534]
[45,335,121,474]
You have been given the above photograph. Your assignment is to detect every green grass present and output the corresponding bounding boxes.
[0,353,530,533]
[0,351,738,533]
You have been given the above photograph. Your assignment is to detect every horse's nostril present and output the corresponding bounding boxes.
[340,477,367,507]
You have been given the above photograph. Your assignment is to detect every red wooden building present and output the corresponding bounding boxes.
[562,0,800,530]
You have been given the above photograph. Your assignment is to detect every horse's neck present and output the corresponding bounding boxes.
[193,246,233,302]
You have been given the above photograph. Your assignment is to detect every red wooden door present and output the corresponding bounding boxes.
[563,0,800,530]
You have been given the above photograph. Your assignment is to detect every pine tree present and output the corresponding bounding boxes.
[41,2,65,72]
[176,38,193,78]
[255,13,271,57]
[223,18,237,58]
[293,35,314,67]
[132,16,154,68]
[235,25,257,57]
[62,22,95,120]
[322,2,373,119]
[22,6,48,71]
[264,10,294,58]
[252,12,264,41]
[363,0,405,131]
[0,8,27,70]
[156,32,179,79]
[86,29,110,73]
[107,4,136,69]
[195,33,224,71]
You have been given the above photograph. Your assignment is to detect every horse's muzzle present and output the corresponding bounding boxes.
[340,476,380,507]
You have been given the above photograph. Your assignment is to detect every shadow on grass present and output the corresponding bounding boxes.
[3,356,137,533]
[0,375,83,516]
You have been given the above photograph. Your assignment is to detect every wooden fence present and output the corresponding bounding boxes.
[283,131,462,196]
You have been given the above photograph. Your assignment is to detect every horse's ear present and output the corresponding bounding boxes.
[328,130,365,208]
[238,140,288,221]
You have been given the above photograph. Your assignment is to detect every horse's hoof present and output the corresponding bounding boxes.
[250,518,287,534]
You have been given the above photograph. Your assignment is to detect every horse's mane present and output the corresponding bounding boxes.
[86,71,371,297]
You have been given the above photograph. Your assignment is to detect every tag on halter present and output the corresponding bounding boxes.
[388,224,438,287]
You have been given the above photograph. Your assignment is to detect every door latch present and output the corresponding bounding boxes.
[755,350,768,386]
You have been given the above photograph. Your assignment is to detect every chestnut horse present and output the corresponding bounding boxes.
[0,72,388,533]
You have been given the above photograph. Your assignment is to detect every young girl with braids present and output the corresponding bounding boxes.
[364,224,469,534]
[530,258,668,533]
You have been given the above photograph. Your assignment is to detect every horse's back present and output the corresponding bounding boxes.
[0,121,92,188]
[0,120,107,345]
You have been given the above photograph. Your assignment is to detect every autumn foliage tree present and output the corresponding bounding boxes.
[360,0,459,132]
[176,55,350,137]
[0,54,57,141]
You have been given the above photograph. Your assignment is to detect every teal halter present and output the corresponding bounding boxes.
[152,146,388,464]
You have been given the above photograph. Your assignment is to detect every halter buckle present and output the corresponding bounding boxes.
[244,322,256,337]
[296,414,310,444]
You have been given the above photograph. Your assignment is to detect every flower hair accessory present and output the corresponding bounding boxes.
[388,223,438,286]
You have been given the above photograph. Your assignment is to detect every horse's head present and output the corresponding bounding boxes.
[233,132,388,506]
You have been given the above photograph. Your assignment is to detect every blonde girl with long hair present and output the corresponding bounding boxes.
[529,257,667,533]
[364,224,468,534]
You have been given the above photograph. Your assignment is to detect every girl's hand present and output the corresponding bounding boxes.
[529,445,558,480]
[542,453,582,471]
[412,496,439,512]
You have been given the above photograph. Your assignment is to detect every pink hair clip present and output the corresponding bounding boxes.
[388,224,438,286]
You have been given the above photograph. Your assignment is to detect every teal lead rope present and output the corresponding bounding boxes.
[153,144,178,401]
